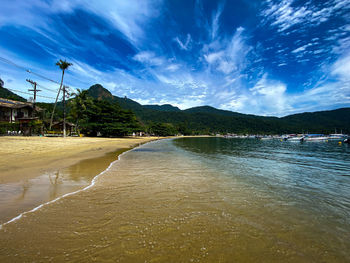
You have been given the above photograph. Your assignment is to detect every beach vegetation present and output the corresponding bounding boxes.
[147,122,178,136]
[69,92,141,137]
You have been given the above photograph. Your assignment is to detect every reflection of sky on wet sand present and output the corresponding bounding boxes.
[1,138,349,262]
[0,149,127,224]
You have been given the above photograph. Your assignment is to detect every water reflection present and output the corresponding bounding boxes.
[0,148,127,224]
[1,138,349,262]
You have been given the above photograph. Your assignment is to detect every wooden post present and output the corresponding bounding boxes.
[27,79,41,117]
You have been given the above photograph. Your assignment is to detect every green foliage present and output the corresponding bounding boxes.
[56,59,73,71]
[147,122,178,136]
[28,120,43,135]
[0,86,26,102]
[69,92,141,137]
[81,84,350,135]
[0,122,20,134]
[5,83,349,136]
[87,84,114,101]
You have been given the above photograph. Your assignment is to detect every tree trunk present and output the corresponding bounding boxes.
[49,70,65,130]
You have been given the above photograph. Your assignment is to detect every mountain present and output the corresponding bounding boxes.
[87,84,114,101]
[82,85,350,134]
[0,86,26,102]
[280,108,350,134]
[4,83,349,135]
[144,104,181,112]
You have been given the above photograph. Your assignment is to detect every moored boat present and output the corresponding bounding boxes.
[328,134,347,141]
[303,134,328,142]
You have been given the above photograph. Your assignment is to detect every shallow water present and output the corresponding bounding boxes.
[0,138,349,262]
[0,149,127,224]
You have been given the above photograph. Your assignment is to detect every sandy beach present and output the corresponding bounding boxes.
[0,136,159,184]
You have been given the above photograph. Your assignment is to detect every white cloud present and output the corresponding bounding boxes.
[0,0,160,44]
[203,27,251,75]
[332,53,350,80]
[133,51,164,66]
[220,95,248,112]
[291,43,313,53]
[261,0,348,33]
[165,64,180,72]
[174,34,192,51]
[204,51,224,64]
[249,74,289,114]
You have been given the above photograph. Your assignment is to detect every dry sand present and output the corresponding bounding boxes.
[0,136,160,184]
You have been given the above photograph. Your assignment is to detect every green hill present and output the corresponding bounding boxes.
[82,84,350,134]
[4,83,349,135]
[0,86,26,102]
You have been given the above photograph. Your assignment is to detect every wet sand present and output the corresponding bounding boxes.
[0,136,162,224]
[1,138,349,262]
[0,136,158,184]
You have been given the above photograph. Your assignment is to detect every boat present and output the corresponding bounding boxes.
[303,134,329,142]
[283,134,304,142]
[287,136,305,142]
[328,134,347,141]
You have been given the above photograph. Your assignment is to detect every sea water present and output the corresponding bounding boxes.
[0,137,349,262]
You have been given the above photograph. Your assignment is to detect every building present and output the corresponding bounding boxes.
[0,98,35,122]
[51,121,76,136]
[0,98,42,136]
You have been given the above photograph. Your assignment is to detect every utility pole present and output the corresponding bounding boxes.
[62,85,69,137]
[27,79,41,117]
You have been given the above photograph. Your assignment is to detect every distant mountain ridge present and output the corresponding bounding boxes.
[85,84,350,134]
[2,83,349,134]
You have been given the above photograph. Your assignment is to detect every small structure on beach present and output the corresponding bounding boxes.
[50,121,76,136]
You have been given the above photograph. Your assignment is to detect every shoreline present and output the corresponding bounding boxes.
[0,136,161,184]
[0,136,164,229]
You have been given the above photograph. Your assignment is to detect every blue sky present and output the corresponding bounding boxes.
[0,0,349,116]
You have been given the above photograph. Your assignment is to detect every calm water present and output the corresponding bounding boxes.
[0,137,349,262]
[0,149,127,224]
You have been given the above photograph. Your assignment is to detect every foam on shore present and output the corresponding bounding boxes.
[0,140,158,230]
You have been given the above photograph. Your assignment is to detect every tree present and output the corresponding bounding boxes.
[0,78,4,88]
[147,122,177,136]
[69,89,94,133]
[50,59,73,130]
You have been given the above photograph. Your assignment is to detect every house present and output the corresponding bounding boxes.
[0,98,42,136]
[0,98,35,122]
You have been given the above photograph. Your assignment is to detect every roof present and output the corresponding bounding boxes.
[0,98,34,109]
[52,121,76,127]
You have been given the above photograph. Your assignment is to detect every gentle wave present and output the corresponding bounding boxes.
[0,140,158,230]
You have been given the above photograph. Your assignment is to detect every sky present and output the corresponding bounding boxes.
[0,0,349,116]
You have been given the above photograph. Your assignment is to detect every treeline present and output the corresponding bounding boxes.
[37,89,179,136]
[2,82,350,136]
[31,84,350,136]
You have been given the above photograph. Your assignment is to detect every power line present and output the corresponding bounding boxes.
[4,87,56,100]
[36,83,59,93]
[0,56,61,85]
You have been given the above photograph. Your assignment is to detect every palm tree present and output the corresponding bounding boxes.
[49,59,72,132]
[69,89,93,134]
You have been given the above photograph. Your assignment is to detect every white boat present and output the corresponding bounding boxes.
[287,136,304,142]
[303,134,328,142]
[328,134,347,141]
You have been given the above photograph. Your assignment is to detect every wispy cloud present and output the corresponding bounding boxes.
[261,0,345,33]
[174,34,192,51]
[1,0,349,117]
